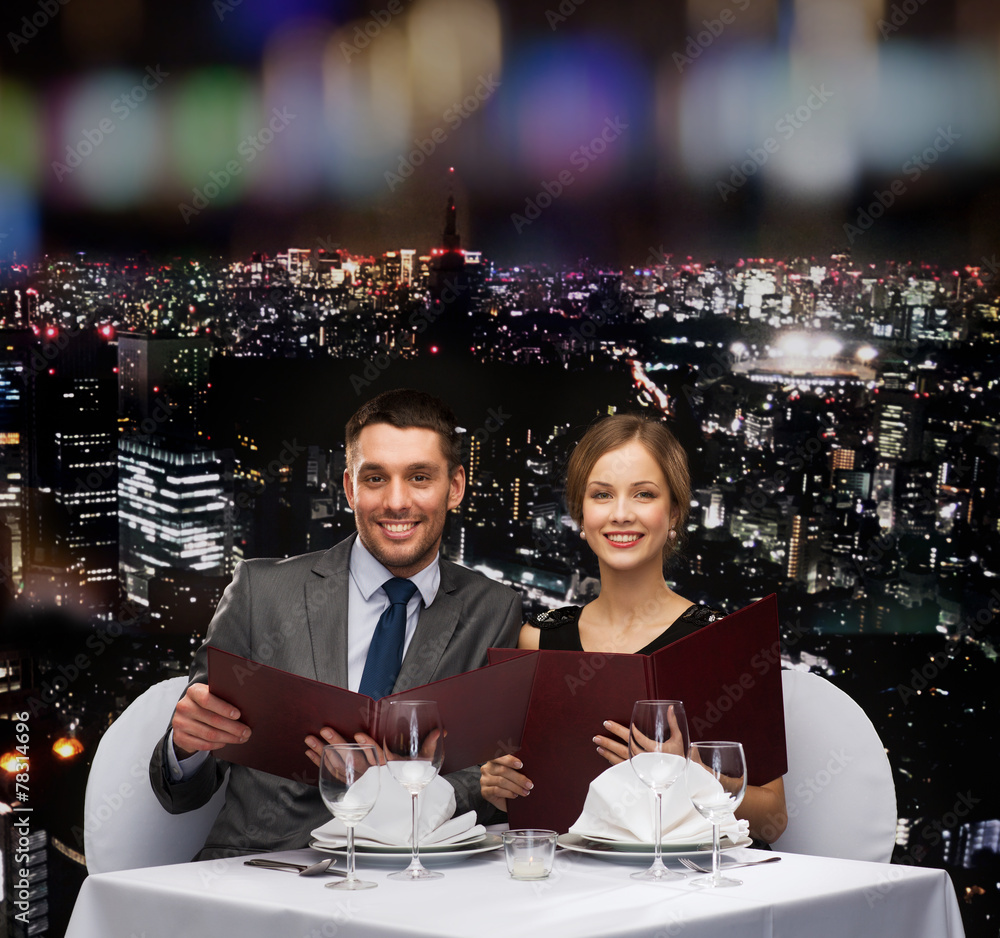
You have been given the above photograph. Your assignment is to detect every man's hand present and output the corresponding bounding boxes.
[172,682,251,758]
[480,754,533,812]
[304,728,386,773]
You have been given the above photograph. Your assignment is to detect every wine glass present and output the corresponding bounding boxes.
[687,741,747,888]
[382,700,445,881]
[628,699,690,882]
[317,743,381,890]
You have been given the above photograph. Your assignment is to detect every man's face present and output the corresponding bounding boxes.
[344,424,465,578]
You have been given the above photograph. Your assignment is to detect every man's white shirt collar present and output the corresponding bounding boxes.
[349,535,440,607]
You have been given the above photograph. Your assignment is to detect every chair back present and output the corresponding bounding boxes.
[773,668,896,863]
[84,676,228,873]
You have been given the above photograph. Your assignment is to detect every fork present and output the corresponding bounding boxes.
[679,855,782,874]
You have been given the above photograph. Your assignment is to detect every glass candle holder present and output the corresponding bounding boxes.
[502,829,558,880]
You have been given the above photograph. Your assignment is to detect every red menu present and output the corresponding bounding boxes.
[488,594,787,833]
[208,648,539,785]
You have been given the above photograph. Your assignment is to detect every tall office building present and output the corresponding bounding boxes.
[787,513,821,589]
[427,171,473,356]
[118,334,212,442]
[400,249,416,285]
[875,391,925,463]
[276,248,312,285]
[0,331,34,589]
[35,334,119,611]
[118,439,232,605]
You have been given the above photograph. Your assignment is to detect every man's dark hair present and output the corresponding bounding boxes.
[345,388,461,475]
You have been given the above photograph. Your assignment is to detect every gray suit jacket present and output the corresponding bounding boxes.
[149,533,522,859]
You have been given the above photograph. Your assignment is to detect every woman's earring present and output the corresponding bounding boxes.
[668,529,677,541]
[580,530,586,539]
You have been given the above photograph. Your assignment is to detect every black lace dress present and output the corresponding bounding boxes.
[529,603,725,654]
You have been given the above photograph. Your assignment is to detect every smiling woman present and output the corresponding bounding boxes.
[480,413,788,845]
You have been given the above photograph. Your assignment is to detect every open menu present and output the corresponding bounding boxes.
[208,594,786,830]
[488,594,787,833]
[207,648,539,785]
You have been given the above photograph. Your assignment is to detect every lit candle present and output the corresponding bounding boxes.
[511,857,548,879]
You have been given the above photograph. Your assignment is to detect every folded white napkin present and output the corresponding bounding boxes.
[311,766,485,847]
[569,759,750,845]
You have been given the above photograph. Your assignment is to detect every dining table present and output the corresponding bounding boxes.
[65,839,966,938]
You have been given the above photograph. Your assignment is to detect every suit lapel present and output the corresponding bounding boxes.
[394,560,461,692]
[305,534,355,687]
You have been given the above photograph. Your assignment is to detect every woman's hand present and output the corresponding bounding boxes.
[480,754,533,812]
[593,720,630,765]
[595,704,686,765]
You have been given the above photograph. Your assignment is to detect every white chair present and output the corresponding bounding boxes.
[773,668,897,863]
[84,676,228,874]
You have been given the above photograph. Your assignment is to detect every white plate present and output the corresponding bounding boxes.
[579,831,751,852]
[311,829,486,853]
[558,832,753,861]
[309,833,503,862]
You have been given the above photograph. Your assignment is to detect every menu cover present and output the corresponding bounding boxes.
[208,647,538,785]
[488,594,787,833]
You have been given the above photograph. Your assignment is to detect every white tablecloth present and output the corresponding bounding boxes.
[66,845,965,938]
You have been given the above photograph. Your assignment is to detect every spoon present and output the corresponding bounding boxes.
[244,858,341,876]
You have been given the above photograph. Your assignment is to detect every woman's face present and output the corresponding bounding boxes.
[580,440,677,572]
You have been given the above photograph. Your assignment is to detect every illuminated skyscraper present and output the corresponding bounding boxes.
[13,330,120,611]
[875,392,925,462]
[118,334,212,442]
[400,249,416,285]
[0,330,33,589]
[830,448,855,472]
[118,439,232,605]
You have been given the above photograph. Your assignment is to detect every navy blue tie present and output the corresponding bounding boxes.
[358,577,418,699]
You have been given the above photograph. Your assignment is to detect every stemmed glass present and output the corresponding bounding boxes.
[687,741,747,888]
[317,743,381,890]
[382,699,445,881]
[628,699,690,882]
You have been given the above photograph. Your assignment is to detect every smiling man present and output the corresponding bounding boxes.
[150,389,522,859]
